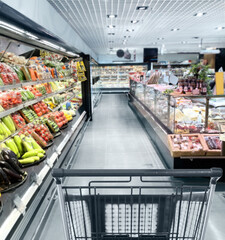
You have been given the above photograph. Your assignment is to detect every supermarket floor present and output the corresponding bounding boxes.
[32,94,225,240]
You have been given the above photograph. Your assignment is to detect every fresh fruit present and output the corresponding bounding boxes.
[2,115,16,133]
[11,112,26,129]
[31,132,47,147]
[0,120,11,137]
[1,149,25,175]
[22,150,39,158]
[14,135,24,155]
[19,156,39,164]
[5,139,20,158]
[22,140,33,152]
[2,167,22,182]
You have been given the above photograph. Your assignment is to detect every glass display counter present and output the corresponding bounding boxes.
[129,79,225,179]
[130,79,225,134]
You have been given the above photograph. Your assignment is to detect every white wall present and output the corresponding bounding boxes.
[2,0,98,59]
[98,52,199,64]
[158,53,199,62]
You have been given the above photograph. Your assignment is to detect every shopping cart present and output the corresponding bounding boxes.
[52,168,222,240]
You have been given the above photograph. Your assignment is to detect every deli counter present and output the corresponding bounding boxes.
[129,80,225,179]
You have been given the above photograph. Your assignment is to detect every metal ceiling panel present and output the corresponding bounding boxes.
[48,0,225,55]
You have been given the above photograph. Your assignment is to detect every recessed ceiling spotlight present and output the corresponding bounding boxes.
[109,41,114,43]
[108,33,115,35]
[216,26,225,30]
[126,29,134,32]
[136,6,148,10]
[152,42,157,45]
[107,14,117,18]
[194,12,206,17]
[181,41,187,44]
[108,25,115,29]
[157,37,164,40]
[131,20,139,24]
[171,28,180,31]
[124,36,131,38]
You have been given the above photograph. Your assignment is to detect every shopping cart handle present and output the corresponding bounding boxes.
[52,168,222,179]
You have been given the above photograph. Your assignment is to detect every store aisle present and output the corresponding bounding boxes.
[38,94,165,240]
[72,94,165,170]
[37,94,225,240]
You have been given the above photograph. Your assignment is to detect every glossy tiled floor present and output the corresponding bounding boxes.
[37,94,225,240]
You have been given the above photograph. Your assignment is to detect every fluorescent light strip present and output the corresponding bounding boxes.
[25,32,39,40]
[107,14,117,18]
[0,21,24,34]
[66,51,79,57]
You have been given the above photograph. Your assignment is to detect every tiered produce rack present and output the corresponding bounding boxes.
[0,24,91,238]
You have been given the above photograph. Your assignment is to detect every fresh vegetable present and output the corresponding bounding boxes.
[2,115,16,133]
[19,156,39,164]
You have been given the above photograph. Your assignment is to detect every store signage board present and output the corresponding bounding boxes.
[215,72,224,95]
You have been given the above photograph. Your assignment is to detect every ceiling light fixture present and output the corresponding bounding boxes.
[109,41,114,43]
[193,37,199,39]
[124,36,131,38]
[107,14,117,18]
[194,12,206,17]
[181,41,187,44]
[152,42,157,45]
[157,37,164,40]
[136,6,148,10]
[108,33,115,35]
[108,25,115,29]
[131,20,139,24]
[216,26,225,30]
[126,29,134,32]
[171,28,180,31]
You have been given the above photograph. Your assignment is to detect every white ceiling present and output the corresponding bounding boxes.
[48,0,225,56]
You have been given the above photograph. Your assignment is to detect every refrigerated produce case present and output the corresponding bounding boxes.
[90,59,101,112]
[129,79,225,179]
[0,30,92,238]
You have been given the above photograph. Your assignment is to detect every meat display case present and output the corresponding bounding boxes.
[129,79,225,180]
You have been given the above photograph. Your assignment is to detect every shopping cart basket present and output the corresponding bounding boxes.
[52,168,222,240]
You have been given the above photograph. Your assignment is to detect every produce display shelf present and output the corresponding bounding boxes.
[0,85,75,119]
[0,76,73,91]
[0,88,76,144]
[51,93,77,111]
[0,111,86,240]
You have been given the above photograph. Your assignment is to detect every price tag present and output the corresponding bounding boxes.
[220,134,225,141]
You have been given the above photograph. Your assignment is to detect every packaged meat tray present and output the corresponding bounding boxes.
[201,134,222,156]
[167,134,207,157]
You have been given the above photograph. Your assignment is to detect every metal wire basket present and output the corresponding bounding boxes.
[52,168,222,240]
